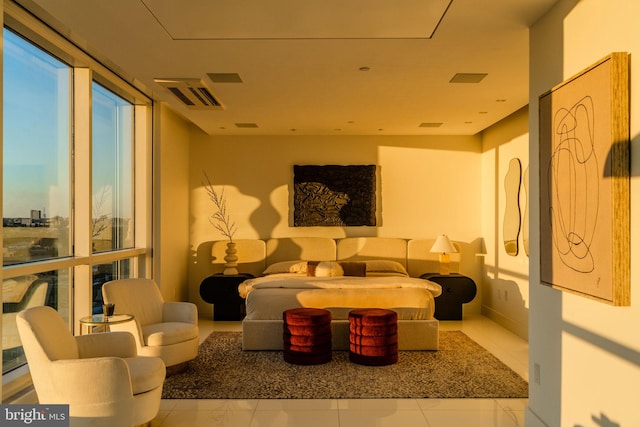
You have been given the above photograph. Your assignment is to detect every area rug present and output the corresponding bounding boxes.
[162,331,528,399]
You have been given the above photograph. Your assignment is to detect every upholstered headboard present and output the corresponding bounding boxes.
[265,237,336,265]
[210,237,441,278]
[336,237,408,269]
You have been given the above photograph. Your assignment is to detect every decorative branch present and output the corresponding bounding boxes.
[203,171,237,242]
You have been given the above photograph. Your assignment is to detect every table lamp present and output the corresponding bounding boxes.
[430,234,457,275]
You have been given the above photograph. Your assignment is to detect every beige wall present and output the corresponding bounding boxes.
[528,1,640,426]
[154,104,191,302]
[480,107,530,340]
[188,132,485,317]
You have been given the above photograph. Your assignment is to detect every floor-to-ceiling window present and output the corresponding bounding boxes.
[1,4,153,393]
[90,83,135,314]
[2,27,73,376]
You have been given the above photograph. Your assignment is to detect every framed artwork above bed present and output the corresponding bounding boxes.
[293,164,376,226]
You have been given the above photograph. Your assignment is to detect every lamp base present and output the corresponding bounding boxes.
[438,253,451,275]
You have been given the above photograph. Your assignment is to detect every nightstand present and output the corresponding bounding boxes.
[199,273,254,321]
[420,273,477,320]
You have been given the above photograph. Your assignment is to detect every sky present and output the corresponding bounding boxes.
[3,28,132,220]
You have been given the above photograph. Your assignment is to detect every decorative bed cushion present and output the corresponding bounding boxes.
[306,260,344,277]
[338,261,367,277]
[314,261,344,277]
[306,261,320,276]
[263,259,408,277]
[307,261,366,277]
[263,260,307,275]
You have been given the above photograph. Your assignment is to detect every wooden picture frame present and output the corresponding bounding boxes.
[539,52,630,305]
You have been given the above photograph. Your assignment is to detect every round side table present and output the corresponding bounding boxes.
[79,313,134,335]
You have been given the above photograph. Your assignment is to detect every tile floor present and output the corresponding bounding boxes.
[152,315,529,427]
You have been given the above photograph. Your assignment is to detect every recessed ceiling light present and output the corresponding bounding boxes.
[478,112,488,115]
[496,99,507,102]
[449,73,488,83]
[359,67,371,72]
[235,123,258,128]
[208,73,243,83]
[419,122,443,128]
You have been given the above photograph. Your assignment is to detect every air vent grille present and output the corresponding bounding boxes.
[449,73,488,83]
[154,78,224,110]
[168,87,194,106]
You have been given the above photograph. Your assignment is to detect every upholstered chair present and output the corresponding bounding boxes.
[102,278,199,373]
[16,305,165,427]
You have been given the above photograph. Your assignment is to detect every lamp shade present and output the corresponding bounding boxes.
[430,234,457,254]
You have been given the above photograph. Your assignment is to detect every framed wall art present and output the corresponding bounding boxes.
[293,164,376,227]
[539,52,630,305]
[503,158,522,257]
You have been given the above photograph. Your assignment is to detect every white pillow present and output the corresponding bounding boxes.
[262,260,307,275]
[314,261,344,277]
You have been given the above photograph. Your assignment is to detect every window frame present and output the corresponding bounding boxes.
[1,1,154,395]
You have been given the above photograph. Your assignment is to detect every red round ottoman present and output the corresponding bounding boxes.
[283,308,332,365]
[348,308,398,366]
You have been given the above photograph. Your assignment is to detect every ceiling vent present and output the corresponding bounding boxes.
[449,73,488,83]
[235,123,259,128]
[154,78,224,110]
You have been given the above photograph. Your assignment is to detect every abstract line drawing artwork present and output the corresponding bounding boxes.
[547,96,598,273]
[539,52,630,305]
[293,165,376,227]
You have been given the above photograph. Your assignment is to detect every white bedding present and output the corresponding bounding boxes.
[240,273,442,321]
[239,273,442,298]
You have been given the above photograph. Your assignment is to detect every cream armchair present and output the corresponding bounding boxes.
[102,278,199,373]
[16,306,165,427]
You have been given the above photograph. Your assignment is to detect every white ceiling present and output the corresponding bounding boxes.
[21,0,559,136]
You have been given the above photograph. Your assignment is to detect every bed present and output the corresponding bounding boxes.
[237,237,442,351]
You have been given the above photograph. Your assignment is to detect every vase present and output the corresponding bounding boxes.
[223,242,239,275]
